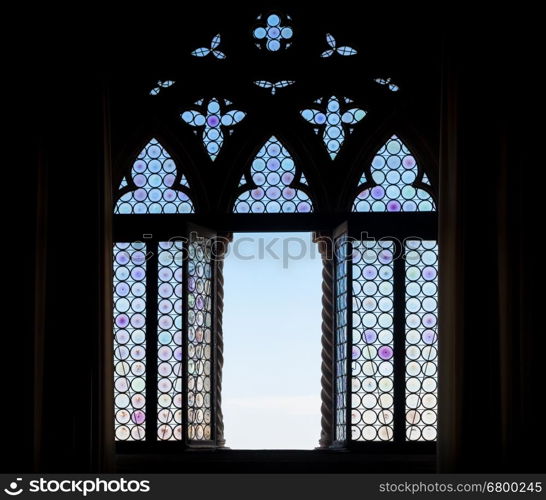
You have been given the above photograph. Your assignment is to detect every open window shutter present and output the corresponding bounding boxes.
[333,222,351,447]
[185,224,217,447]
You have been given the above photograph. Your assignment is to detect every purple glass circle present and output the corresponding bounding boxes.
[158,299,172,313]
[403,155,416,169]
[422,329,436,344]
[134,174,146,187]
[282,172,294,184]
[253,173,266,185]
[131,267,145,281]
[134,189,147,202]
[378,346,393,360]
[115,314,129,328]
[158,346,172,361]
[207,115,220,127]
[423,314,437,327]
[422,266,437,280]
[364,329,377,343]
[363,265,378,279]
[164,189,176,201]
[371,186,385,199]
[159,316,173,329]
[267,144,281,156]
[116,330,130,344]
[266,186,281,200]
[387,200,401,212]
[159,283,173,298]
[133,160,146,173]
[267,158,280,171]
[116,251,130,265]
[378,250,393,264]
[164,174,175,187]
[297,201,311,212]
[116,283,130,296]
[131,314,145,328]
[283,187,296,200]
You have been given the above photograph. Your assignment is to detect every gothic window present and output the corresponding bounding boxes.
[332,136,437,447]
[113,137,217,445]
[112,9,438,454]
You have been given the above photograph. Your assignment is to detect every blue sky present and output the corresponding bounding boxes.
[221,232,322,449]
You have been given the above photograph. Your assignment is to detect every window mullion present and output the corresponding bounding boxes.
[182,239,189,447]
[393,238,406,444]
[345,238,354,444]
[145,240,159,443]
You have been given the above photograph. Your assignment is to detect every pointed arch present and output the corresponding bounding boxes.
[114,138,195,214]
[232,136,313,213]
[352,135,436,212]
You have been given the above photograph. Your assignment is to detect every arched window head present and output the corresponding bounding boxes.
[352,135,435,212]
[233,136,313,213]
[114,139,195,214]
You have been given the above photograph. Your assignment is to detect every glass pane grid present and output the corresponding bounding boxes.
[187,238,213,441]
[157,242,184,441]
[115,139,194,214]
[353,135,435,212]
[334,237,349,442]
[113,243,147,441]
[351,241,394,441]
[234,136,313,213]
[405,240,438,441]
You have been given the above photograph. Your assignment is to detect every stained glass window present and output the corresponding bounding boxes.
[351,241,395,441]
[253,13,293,51]
[335,235,438,444]
[352,135,435,212]
[301,97,366,159]
[113,243,147,441]
[187,234,214,441]
[405,240,438,441]
[157,242,184,441]
[233,136,313,213]
[113,234,217,444]
[115,139,194,214]
[114,11,438,452]
[334,236,349,442]
[181,99,246,161]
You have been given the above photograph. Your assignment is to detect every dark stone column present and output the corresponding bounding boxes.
[214,234,232,448]
[314,234,335,449]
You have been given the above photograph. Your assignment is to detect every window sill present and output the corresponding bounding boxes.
[116,449,436,473]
